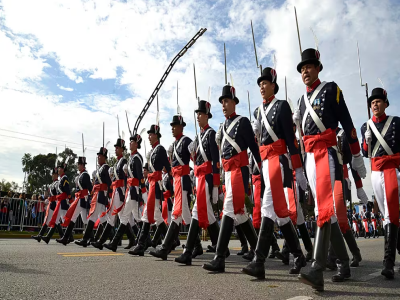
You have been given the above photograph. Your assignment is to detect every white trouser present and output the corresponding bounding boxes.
[106,191,124,226]
[44,208,54,226]
[371,169,400,227]
[261,160,290,226]
[141,191,164,226]
[119,187,141,225]
[352,222,358,232]
[283,182,306,226]
[222,170,248,225]
[171,179,192,225]
[54,208,68,225]
[192,178,216,225]
[71,204,88,225]
[305,152,338,224]
[88,202,107,223]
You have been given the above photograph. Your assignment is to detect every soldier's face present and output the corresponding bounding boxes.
[301,64,319,86]
[259,80,275,100]
[143,169,148,178]
[197,112,208,129]
[371,98,387,117]
[115,146,123,157]
[171,124,183,138]
[58,167,64,175]
[221,98,235,118]
[52,173,58,180]
[78,163,85,172]
[97,154,106,165]
[148,133,158,146]
[130,140,138,152]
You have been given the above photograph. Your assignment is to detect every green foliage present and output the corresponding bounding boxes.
[0,179,20,193]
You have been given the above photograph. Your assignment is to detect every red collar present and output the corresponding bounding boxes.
[152,141,159,148]
[201,124,210,133]
[263,95,275,104]
[372,113,387,123]
[60,173,65,178]
[117,155,123,160]
[175,133,183,141]
[226,112,237,120]
[80,169,86,174]
[53,179,57,182]
[306,79,321,93]
[131,150,137,156]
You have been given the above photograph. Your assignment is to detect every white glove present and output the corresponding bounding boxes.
[123,164,128,175]
[216,126,222,148]
[295,168,308,191]
[188,141,195,156]
[357,187,369,204]
[293,109,301,123]
[212,187,219,204]
[365,128,372,144]
[345,178,352,190]
[108,167,114,176]
[168,144,174,158]
[352,154,367,179]
[251,120,260,137]
[218,192,224,201]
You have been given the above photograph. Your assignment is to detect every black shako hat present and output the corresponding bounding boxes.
[52,167,57,175]
[129,134,142,149]
[147,124,162,138]
[257,67,279,94]
[297,48,323,73]
[219,84,239,104]
[77,157,87,165]
[195,100,212,118]
[97,147,108,157]
[114,138,126,150]
[143,163,149,170]
[368,87,389,107]
[170,115,186,127]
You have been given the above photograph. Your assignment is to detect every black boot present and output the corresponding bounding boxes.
[56,221,75,246]
[91,223,113,250]
[268,234,280,258]
[298,223,313,262]
[243,249,255,261]
[175,219,200,265]
[56,224,64,238]
[129,222,150,256]
[192,234,204,258]
[109,226,116,242]
[123,224,137,250]
[75,220,95,247]
[32,224,48,242]
[299,220,331,292]
[171,227,181,251]
[240,219,258,251]
[326,243,338,270]
[242,217,275,279]
[203,215,234,273]
[343,229,362,267]
[206,221,220,253]
[280,221,307,274]
[88,227,95,244]
[275,240,290,265]
[151,222,168,248]
[330,222,351,282]
[149,222,179,260]
[382,223,398,279]
[104,224,127,252]
[42,226,56,244]
[236,225,248,255]
[93,222,105,242]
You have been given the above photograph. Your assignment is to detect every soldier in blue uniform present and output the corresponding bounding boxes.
[175,100,222,265]
[361,87,400,279]
[31,168,59,242]
[295,49,367,291]
[203,84,261,273]
[57,156,93,245]
[75,146,112,247]
[129,124,171,256]
[42,159,72,244]
[242,67,307,279]
[150,115,193,260]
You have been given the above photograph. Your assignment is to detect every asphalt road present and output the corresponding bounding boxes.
[1,237,399,300]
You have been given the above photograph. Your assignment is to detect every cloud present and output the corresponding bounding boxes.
[57,84,74,92]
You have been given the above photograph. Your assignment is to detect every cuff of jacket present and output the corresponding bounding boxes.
[213,174,220,186]
[291,154,302,170]
[141,187,147,194]
[355,180,363,189]
[349,141,361,155]
[163,191,171,200]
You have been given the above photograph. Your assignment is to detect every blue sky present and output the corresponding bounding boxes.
[0,0,399,202]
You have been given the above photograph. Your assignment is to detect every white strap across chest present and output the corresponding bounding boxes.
[96,164,108,184]
[149,144,161,172]
[250,153,260,173]
[197,128,211,162]
[58,175,67,193]
[301,81,328,134]
[368,117,394,156]
[259,99,279,142]
[77,171,87,191]
[173,136,187,166]
[128,154,143,178]
[221,116,243,154]
[162,173,168,191]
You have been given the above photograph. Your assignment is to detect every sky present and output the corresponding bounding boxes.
[0,0,399,203]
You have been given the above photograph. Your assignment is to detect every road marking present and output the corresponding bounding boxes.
[358,270,382,282]
[286,296,312,300]
[57,252,107,255]
[61,253,124,257]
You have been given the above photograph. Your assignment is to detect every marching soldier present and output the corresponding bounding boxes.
[360,205,371,238]
[31,168,59,242]
[103,134,145,252]
[202,84,261,273]
[352,208,360,238]
[242,67,307,280]
[175,100,222,265]
[42,158,72,244]
[129,124,170,256]
[371,208,379,238]
[149,115,193,260]
[75,146,112,247]
[294,49,367,291]
[361,87,400,279]
[56,156,93,245]
[92,137,128,250]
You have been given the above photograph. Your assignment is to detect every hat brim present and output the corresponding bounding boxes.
[297,59,323,73]
[368,95,389,107]
[114,144,126,150]
[218,96,239,104]
[194,109,212,118]
[96,152,107,157]
[147,130,162,138]
[170,121,187,127]
[256,76,279,94]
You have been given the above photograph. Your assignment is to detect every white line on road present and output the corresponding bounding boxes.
[286,296,312,300]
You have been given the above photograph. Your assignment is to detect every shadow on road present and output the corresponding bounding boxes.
[0,263,49,275]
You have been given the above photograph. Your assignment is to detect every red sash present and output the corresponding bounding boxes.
[287,187,297,226]
[124,178,139,202]
[252,174,262,229]
[63,189,88,227]
[147,171,162,224]
[101,179,125,217]
[334,181,351,233]
[372,219,377,229]
[87,184,108,218]
[48,193,68,227]
[222,151,248,215]
[172,165,190,219]
[162,193,169,225]
[353,220,359,232]
[303,128,337,227]
[363,219,369,232]
[43,196,56,225]
[195,161,213,229]
[371,154,400,226]
[260,139,290,218]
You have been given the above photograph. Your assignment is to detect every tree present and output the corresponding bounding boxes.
[0,179,20,193]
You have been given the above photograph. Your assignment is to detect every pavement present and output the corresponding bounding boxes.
[1,237,399,300]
